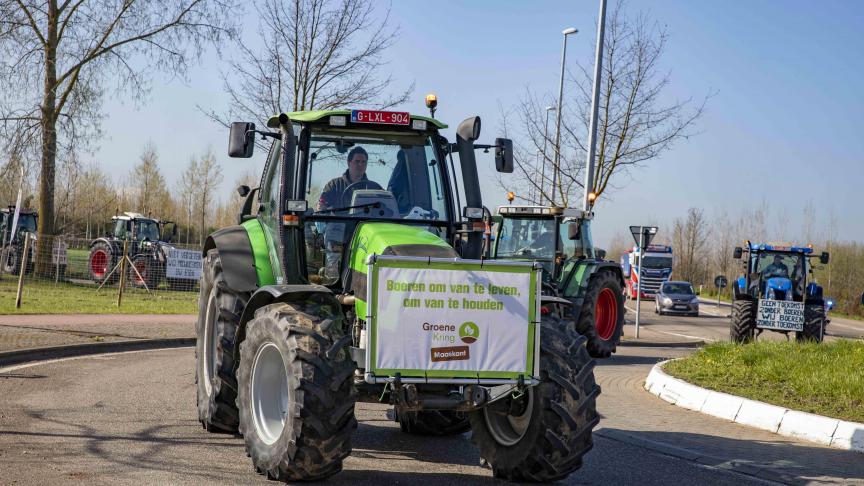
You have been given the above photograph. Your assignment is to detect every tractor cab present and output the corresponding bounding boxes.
[733,242,828,302]
[230,109,511,294]
[493,205,595,281]
[0,207,37,244]
[730,241,829,343]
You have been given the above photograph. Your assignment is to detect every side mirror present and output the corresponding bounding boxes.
[820,251,829,264]
[494,138,514,173]
[568,222,581,240]
[238,185,251,197]
[596,248,607,260]
[457,116,481,142]
[733,247,743,259]
[229,121,255,158]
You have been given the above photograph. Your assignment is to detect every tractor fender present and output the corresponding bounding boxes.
[203,226,259,294]
[560,260,625,310]
[233,284,336,365]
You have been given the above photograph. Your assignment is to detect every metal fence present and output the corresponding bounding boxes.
[0,233,202,312]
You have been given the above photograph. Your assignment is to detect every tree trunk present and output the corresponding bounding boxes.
[36,1,59,277]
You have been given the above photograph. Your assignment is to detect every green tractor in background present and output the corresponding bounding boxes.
[492,204,625,358]
[195,106,601,482]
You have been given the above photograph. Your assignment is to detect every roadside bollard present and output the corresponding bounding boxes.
[15,234,31,309]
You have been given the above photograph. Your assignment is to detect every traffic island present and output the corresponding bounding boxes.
[644,341,864,453]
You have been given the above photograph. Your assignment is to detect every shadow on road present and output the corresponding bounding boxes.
[598,428,864,484]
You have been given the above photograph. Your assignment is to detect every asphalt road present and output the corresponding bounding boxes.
[2,346,863,485]
[623,298,864,344]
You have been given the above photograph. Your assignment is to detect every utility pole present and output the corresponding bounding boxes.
[583,0,607,211]
[551,27,578,206]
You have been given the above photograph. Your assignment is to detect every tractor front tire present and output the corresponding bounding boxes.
[575,270,625,358]
[469,315,600,482]
[796,304,826,343]
[730,299,756,343]
[395,408,471,436]
[237,301,357,481]
[88,242,115,284]
[2,245,21,275]
[195,249,249,433]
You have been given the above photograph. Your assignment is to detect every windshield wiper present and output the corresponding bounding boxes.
[313,201,382,215]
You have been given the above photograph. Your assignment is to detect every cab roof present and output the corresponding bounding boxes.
[266,110,447,129]
[747,242,813,254]
[112,212,158,222]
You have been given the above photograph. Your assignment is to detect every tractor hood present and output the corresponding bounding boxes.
[348,222,457,318]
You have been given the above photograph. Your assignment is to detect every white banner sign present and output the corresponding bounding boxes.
[757,299,804,331]
[372,262,536,377]
[165,248,202,280]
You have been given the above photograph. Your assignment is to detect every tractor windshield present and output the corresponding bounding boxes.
[497,217,558,260]
[305,130,448,221]
[18,214,36,233]
[754,251,805,281]
[134,220,161,240]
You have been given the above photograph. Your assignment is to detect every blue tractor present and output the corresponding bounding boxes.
[730,242,829,343]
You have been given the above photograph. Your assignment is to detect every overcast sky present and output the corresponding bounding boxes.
[91,0,864,248]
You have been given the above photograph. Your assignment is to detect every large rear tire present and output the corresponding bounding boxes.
[195,249,249,433]
[574,270,625,358]
[469,315,600,482]
[395,408,471,436]
[796,304,825,343]
[730,299,756,343]
[237,301,357,481]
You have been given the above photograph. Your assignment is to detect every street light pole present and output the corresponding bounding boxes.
[551,27,578,207]
[539,106,555,204]
[583,0,607,211]
[635,226,644,339]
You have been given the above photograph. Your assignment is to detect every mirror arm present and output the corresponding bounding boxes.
[252,129,280,140]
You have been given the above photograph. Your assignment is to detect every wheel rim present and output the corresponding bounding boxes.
[202,287,218,397]
[132,261,147,285]
[483,388,533,446]
[251,342,289,445]
[91,249,108,277]
[596,288,618,341]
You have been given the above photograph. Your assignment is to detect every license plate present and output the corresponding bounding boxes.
[673,305,687,310]
[351,110,410,125]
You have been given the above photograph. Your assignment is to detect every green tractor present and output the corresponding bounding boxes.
[492,205,626,358]
[195,108,600,482]
[730,242,829,343]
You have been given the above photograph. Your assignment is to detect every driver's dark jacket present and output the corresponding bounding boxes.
[762,262,789,279]
[318,170,382,210]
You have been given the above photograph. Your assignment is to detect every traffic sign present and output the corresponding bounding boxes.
[629,226,658,249]
[714,275,728,288]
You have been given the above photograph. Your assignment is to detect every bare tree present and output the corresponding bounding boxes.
[129,143,169,217]
[207,0,412,129]
[499,2,707,207]
[180,149,222,246]
[0,0,237,273]
[672,207,710,285]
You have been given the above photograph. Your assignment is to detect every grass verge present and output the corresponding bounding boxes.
[665,340,864,423]
[0,279,197,314]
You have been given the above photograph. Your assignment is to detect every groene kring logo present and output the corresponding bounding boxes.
[459,321,480,344]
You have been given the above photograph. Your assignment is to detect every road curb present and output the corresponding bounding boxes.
[645,360,864,453]
[0,338,195,367]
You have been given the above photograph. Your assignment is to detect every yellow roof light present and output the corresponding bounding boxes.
[506,191,515,202]
[425,93,438,109]
[588,192,597,202]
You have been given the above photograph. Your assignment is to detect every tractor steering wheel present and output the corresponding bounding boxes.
[340,180,378,207]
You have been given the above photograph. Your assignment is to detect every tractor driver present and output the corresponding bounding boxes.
[316,146,383,212]
[762,255,790,279]
[315,146,382,283]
